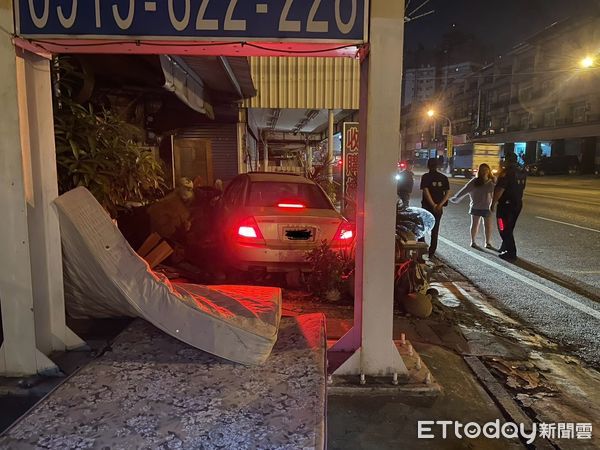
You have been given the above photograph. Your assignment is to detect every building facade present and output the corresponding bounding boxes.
[402,66,436,107]
[402,15,600,173]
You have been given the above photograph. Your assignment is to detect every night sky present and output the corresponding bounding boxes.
[404,0,600,57]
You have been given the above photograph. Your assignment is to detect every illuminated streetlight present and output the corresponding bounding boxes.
[426,109,454,162]
[580,56,594,69]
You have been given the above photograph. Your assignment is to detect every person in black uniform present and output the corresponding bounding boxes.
[491,152,527,261]
[396,160,415,208]
[420,157,450,258]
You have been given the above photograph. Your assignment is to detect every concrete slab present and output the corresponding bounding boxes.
[328,344,526,450]
[328,340,441,397]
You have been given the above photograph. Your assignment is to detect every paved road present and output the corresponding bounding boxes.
[409,174,600,366]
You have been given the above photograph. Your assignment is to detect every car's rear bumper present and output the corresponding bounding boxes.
[226,243,350,273]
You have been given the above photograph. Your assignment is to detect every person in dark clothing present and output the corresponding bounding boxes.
[491,152,527,261]
[420,157,451,258]
[396,160,415,208]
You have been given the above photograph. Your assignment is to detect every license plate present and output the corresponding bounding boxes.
[284,227,315,242]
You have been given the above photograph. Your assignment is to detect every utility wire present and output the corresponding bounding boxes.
[27,38,361,55]
[408,0,431,17]
[403,66,600,81]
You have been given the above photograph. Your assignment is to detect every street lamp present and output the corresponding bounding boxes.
[580,56,594,69]
[426,109,453,159]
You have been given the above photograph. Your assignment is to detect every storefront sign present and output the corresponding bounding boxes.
[342,122,359,214]
[15,0,367,42]
[447,135,454,158]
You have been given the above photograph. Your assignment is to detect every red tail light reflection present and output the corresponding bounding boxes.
[498,218,505,232]
[236,217,265,245]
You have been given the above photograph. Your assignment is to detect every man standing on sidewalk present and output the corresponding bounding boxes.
[491,152,527,261]
[420,158,450,258]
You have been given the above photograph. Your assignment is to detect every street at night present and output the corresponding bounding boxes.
[3,0,600,447]
[415,175,600,365]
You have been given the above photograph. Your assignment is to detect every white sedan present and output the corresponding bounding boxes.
[216,172,354,277]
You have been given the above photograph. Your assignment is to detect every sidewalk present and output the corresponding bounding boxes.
[2,261,599,448]
[285,262,600,450]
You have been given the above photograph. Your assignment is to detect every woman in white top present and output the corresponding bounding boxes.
[450,163,497,249]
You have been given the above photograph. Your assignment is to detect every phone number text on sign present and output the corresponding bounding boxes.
[16,0,366,41]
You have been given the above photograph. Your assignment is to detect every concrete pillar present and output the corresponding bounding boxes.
[21,51,86,356]
[332,0,408,377]
[525,141,537,164]
[328,110,335,182]
[552,139,565,157]
[237,107,247,174]
[0,11,62,376]
[504,142,515,155]
[263,141,269,171]
[306,142,313,174]
[581,136,597,174]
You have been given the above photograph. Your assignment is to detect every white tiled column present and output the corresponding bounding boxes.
[333,0,408,377]
[20,51,86,356]
[0,7,83,376]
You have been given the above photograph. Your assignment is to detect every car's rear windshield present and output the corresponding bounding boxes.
[246,181,333,209]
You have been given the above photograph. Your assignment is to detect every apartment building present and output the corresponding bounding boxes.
[403,15,600,172]
[403,66,436,107]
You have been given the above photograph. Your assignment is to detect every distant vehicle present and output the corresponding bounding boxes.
[450,143,503,178]
[526,155,580,176]
[216,172,354,279]
[397,160,409,170]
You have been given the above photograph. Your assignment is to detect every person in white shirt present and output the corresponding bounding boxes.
[450,164,497,250]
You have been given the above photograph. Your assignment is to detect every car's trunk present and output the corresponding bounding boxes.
[253,208,342,250]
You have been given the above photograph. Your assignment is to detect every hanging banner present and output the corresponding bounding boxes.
[15,0,367,42]
[342,122,359,216]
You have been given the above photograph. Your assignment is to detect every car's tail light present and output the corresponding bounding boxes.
[236,217,266,245]
[277,202,305,209]
[332,221,355,247]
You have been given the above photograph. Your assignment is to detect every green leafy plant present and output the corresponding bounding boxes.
[53,56,167,217]
[305,241,355,302]
[298,151,341,205]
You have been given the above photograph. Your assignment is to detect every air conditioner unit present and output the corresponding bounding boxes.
[500,127,506,133]
[482,131,488,136]
[489,129,495,134]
